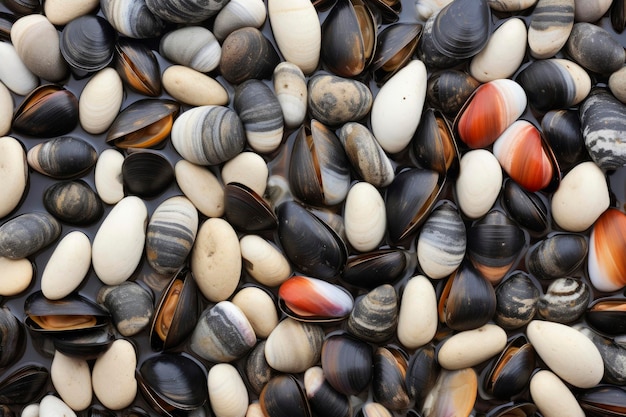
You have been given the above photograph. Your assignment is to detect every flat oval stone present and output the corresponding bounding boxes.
[0,83,11,137]
[208,363,249,417]
[175,160,224,218]
[94,148,125,205]
[0,257,32,296]
[308,74,372,126]
[265,318,324,373]
[437,324,507,370]
[231,286,278,339]
[92,339,137,410]
[239,234,292,287]
[39,395,76,417]
[455,150,503,219]
[162,65,228,106]
[567,23,625,74]
[51,350,92,411]
[0,136,27,218]
[551,161,609,232]
[41,231,91,300]
[221,151,268,197]
[79,67,124,134]
[344,182,386,252]
[27,137,97,179]
[526,320,604,388]
[92,196,147,285]
[528,0,575,59]
[191,218,241,302]
[43,180,104,226]
[44,0,100,25]
[530,370,585,417]
[0,212,61,259]
[397,275,438,349]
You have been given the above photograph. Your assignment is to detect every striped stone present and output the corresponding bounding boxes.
[528,0,575,59]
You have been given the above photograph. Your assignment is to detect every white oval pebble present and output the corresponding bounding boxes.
[530,370,585,417]
[92,339,137,410]
[21,403,39,417]
[455,149,503,219]
[231,286,278,338]
[92,196,147,285]
[437,324,507,370]
[551,161,610,232]
[191,218,241,302]
[273,61,307,128]
[221,152,269,197]
[0,136,28,219]
[175,160,224,218]
[51,350,92,411]
[42,231,91,300]
[397,275,438,349]
[79,68,124,134]
[239,234,292,287]
[0,257,32,296]
[163,65,229,106]
[344,182,386,252]
[38,395,76,417]
[0,42,38,95]
[0,83,12,137]
[208,363,249,417]
[526,320,604,388]
[94,149,125,205]
[264,318,324,373]
[44,0,100,25]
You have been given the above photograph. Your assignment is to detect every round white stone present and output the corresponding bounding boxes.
[51,350,92,411]
[239,234,292,287]
[231,286,278,338]
[221,152,269,197]
[397,275,438,349]
[41,231,91,300]
[94,148,125,205]
[92,339,137,410]
[455,149,503,219]
[208,363,249,417]
[163,65,229,106]
[0,256,32,296]
[175,160,224,218]
[39,395,77,417]
[344,182,386,252]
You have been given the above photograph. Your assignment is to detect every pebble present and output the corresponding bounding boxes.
[79,68,124,135]
[231,286,278,338]
[97,281,154,337]
[272,61,307,129]
[91,339,138,410]
[308,74,372,126]
[0,136,28,219]
[0,257,32,296]
[529,370,585,417]
[44,0,99,25]
[239,234,292,287]
[38,395,77,417]
[208,363,249,417]
[264,318,324,373]
[51,350,92,411]
[527,0,575,59]
[397,275,438,349]
[0,83,11,136]
[609,66,626,104]
[573,0,612,22]
[21,404,39,417]
[175,159,225,218]
[94,148,125,205]
[41,231,91,300]
[455,150,503,219]
[437,324,507,370]
[344,182,386,252]
[0,42,38,95]
[0,212,61,259]
[221,151,269,197]
[162,65,229,106]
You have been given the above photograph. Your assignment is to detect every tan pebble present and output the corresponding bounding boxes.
[232,286,278,338]
[530,370,585,417]
[246,402,265,417]
[41,231,91,300]
[221,152,268,197]
[455,149,502,219]
[175,160,224,218]
[208,363,249,417]
[51,350,92,411]
[163,65,229,106]
[0,257,32,296]
[265,318,324,373]
[79,68,123,134]
[397,275,438,349]
[437,324,507,370]
[239,234,292,287]
[39,395,76,417]
[609,66,626,104]
[344,182,386,252]
[44,0,100,25]
[0,84,12,137]
[92,339,137,410]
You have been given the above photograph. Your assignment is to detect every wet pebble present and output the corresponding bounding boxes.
[527,0,575,59]
[97,281,154,337]
[529,370,585,417]
[43,180,104,226]
[41,231,91,300]
[567,23,625,74]
[273,61,307,129]
[94,148,125,205]
[308,74,373,126]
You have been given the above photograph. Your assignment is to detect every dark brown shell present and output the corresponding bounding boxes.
[224,182,278,232]
[122,150,175,198]
[321,334,373,396]
[410,108,459,177]
[115,38,162,96]
[219,27,280,85]
[12,85,78,138]
[341,249,413,290]
[260,374,312,417]
[483,336,535,399]
[371,23,422,84]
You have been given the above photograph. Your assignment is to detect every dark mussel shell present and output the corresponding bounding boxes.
[341,249,413,289]
[410,108,459,177]
[43,180,104,226]
[219,27,281,85]
[371,23,421,84]
[405,344,438,410]
[586,298,626,336]
[526,233,588,281]
[52,325,116,360]
[145,0,224,24]
[60,15,117,78]
[260,374,313,417]
[0,307,25,369]
[431,0,490,59]
[321,333,373,396]
[438,262,497,331]
[385,168,444,244]
[613,0,626,33]
[122,150,175,198]
[27,136,98,179]
[289,121,351,207]
[276,201,348,279]
[2,0,40,15]
[321,0,377,77]
[0,12,16,41]
[494,271,540,330]
[0,364,49,405]
[224,182,278,232]
[485,402,538,417]
[347,284,398,343]
[12,84,78,138]
[501,179,549,235]
[24,291,110,334]
[367,0,402,23]
[482,336,535,399]
[137,353,208,415]
[373,346,410,410]
[304,366,351,417]
[466,210,526,284]
[278,276,354,322]
[106,99,180,149]
[150,270,200,351]
[578,385,626,417]
[541,110,587,172]
[426,70,480,117]
[115,38,162,96]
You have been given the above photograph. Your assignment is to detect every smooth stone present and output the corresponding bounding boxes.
[159,26,221,72]
[41,231,91,300]
[273,61,307,129]
[98,281,154,336]
[0,43,38,95]
[577,325,626,385]
[0,83,12,136]
[191,218,241,302]
[371,60,427,154]
[609,66,626,104]
[246,403,264,417]
[21,404,39,417]
[221,152,268,197]
[43,180,103,226]
[27,137,97,179]
[208,363,249,417]
[0,257,32,296]
[487,0,537,11]
[308,74,372,126]
[566,23,625,74]
[92,196,147,285]
[455,150,503,219]
[175,160,224,218]
[94,149,125,205]
[344,182,386,252]
[79,67,124,134]
[162,65,229,106]
[469,18,527,82]
[528,0,575,59]
[397,275,438,349]
[213,0,267,41]
[551,161,609,232]
[239,234,292,287]
[265,318,325,373]
[0,136,27,218]
[0,212,61,259]
[526,320,604,388]
[437,324,507,370]
[38,395,77,417]
[44,0,100,25]
[574,0,612,22]
[232,286,278,339]
[530,370,585,417]
[92,339,137,410]
[51,350,92,411]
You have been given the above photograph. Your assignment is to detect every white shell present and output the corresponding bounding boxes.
[231,286,278,338]
[0,136,28,218]
[41,231,91,300]
[95,149,125,205]
[221,151,269,196]
[344,182,386,252]
[397,275,438,349]
[437,324,507,370]
[92,339,137,410]
[528,0,575,59]
[44,0,100,25]
[470,18,527,82]
[273,61,307,129]
[455,149,502,219]
[530,370,585,417]
[92,196,147,285]
[526,320,604,388]
[0,84,11,137]
[214,0,267,41]
[159,26,221,73]
[79,68,124,134]
[163,65,229,106]
[0,43,38,95]
[175,160,225,218]
[371,60,427,154]
[415,0,454,19]
[0,257,32,296]
[51,350,92,411]
[551,161,609,232]
[191,218,241,302]
[264,318,324,373]
[208,363,249,417]
[39,395,77,417]
[239,234,292,287]
[268,0,321,74]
